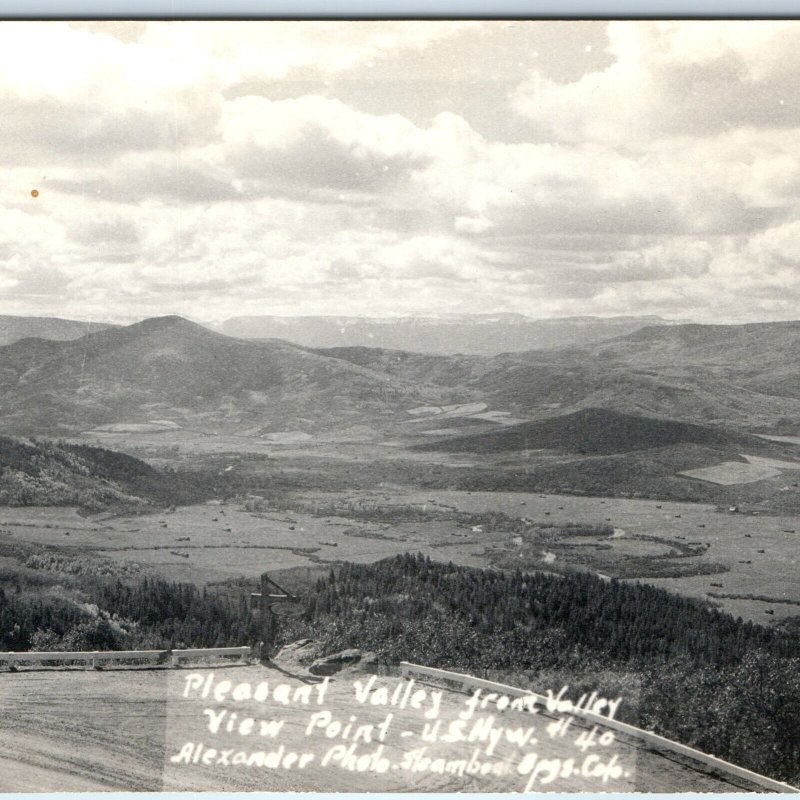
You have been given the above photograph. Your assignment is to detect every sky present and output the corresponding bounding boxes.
[2,20,800,324]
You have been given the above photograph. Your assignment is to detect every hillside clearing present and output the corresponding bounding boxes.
[679,454,800,485]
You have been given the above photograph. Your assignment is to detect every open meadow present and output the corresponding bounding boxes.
[2,482,798,624]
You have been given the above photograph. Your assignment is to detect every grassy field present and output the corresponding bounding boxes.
[292,489,800,624]
[0,502,491,585]
[2,487,798,625]
[679,454,800,485]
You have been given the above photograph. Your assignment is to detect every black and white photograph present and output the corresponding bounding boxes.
[0,19,798,793]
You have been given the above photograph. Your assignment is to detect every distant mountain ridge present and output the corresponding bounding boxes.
[209,313,678,355]
[0,314,114,345]
[3,314,800,437]
[0,316,456,435]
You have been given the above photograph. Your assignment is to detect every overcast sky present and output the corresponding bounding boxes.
[2,20,800,324]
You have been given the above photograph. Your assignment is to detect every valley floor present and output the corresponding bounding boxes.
[1,489,798,625]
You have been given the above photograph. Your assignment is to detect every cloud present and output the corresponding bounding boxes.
[0,25,225,163]
[68,218,140,246]
[1,21,800,324]
[513,21,800,145]
[222,96,431,196]
[49,155,243,206]
[0,22,471,166]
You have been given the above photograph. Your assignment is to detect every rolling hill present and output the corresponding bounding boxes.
[308,319,800,433]
[428,321,800,432]
[0,314,113,345]
[411,406,800,506]
[0,435,205,509]
[582,321,800,426]
[589,320,800,368]
[0,316,458,435]
[414,408,770,455]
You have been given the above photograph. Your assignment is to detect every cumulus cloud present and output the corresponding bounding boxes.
[513,21,800,145]
[221,96,432,197]
[1,21,800,323]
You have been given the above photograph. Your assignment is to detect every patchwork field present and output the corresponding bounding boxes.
[2,489,798,625]
[679,454,800,485]
[0,502,491,586]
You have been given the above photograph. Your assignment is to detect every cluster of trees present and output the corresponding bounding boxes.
[23,553,143,578]
[0,436,218,510]
[638,651,800,784]
[0,577,256,652]
[294,554,796,667]
[279,554,800,784]
[298,499,614,540]
[3,548,798,782]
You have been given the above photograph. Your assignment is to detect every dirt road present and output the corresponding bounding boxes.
[0,664,747,792]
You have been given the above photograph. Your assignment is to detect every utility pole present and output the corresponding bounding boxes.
[251,573,300,663]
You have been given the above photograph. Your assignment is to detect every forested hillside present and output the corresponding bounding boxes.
[0,576,254,652]
[2,552,798,782]
[416,407,771,455]
[285,555,800,784]
[298,554,797,667]
[0,436,212,509]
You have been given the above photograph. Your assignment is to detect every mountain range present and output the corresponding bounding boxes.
[1,314,800,438]
[0,312,678,355]
[317,321,800,432]
[0,316,459,435]
[0,315,113,346]
[209,313,677,355]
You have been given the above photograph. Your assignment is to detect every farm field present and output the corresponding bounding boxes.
[0,502,491,585]
[2,489,798,624]
[679,454,800,485]
[293,489,800,624]
[72,428,483,464]
[0,663,748,793]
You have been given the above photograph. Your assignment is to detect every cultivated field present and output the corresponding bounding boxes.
[1,489,798,624]
[679,454,800,485]
[293,490,800,624]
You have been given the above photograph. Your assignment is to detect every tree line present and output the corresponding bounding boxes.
[2,552,798,783]
[0,576,256,652]
[280,554,800,784]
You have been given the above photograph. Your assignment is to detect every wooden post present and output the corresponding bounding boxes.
[254,573,299,664]
[259,574,276,663]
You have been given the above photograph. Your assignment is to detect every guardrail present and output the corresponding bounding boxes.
[1,645,253,670]
[169,646,252,666]
[400,661,798,794]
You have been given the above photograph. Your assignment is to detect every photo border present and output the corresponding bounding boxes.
[0,6,795,800]
[0,0,796,18]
